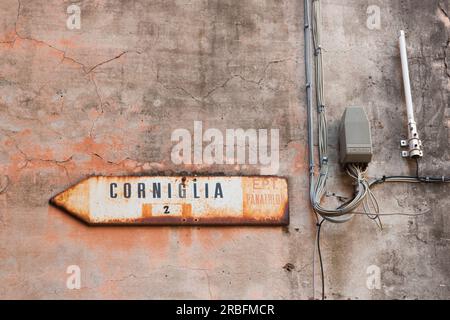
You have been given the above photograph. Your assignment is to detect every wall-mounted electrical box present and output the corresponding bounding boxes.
[339,107,373,165]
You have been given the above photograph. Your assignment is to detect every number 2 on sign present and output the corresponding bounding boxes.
[163,206,170,214]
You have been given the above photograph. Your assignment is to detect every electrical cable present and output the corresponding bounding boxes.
[370,172,450,188]
[416,158,420,178]
[306,0,372,299]
[348,211,428,217]
[370,155,449,187]
[316,219,325,300]
[306,0,373,224]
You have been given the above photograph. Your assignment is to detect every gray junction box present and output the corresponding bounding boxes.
[339,107,373,165]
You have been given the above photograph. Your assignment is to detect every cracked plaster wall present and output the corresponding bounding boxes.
[0,0,449,299]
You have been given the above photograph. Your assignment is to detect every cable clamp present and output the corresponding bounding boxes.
[426,176,430,182]
[443,176,446,182]
[321,156,328,165]
[314,46,322,56]
[318,104,326,113]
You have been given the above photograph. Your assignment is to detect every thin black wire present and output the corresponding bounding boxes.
[369,156,449,186]
[370,174,450,187]
[416,157,420,178]
[365,214,381,230]
[401,157,446,182]
[317,219,325,300]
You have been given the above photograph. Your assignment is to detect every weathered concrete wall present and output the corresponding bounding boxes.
[0,0,448,299]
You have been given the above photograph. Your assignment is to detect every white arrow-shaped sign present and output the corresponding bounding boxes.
[50,176,289,225]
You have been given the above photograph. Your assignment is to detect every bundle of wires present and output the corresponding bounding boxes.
[306,0,371,224]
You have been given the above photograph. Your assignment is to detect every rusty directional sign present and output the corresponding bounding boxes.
[50,176,289,225]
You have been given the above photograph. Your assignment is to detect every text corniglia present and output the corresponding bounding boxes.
[109,182,224,199]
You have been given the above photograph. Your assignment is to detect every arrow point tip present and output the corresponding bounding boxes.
[49,180,91,223]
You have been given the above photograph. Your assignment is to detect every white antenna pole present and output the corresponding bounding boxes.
[399,30,423,158]
[399,31,415,124]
